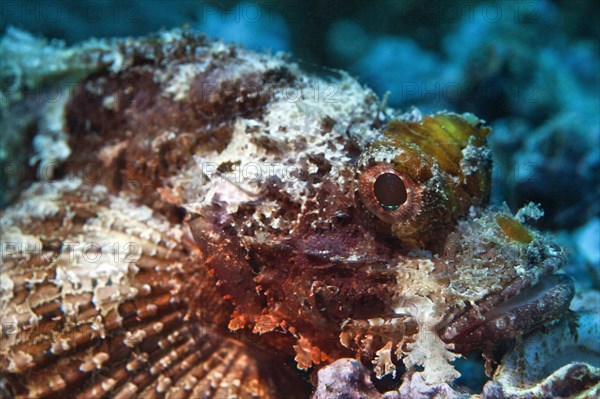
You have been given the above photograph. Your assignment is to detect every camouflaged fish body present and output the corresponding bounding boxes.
[0,30,575,398]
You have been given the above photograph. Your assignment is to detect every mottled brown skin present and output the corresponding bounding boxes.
[62,35,296,225]
[1,32,314,398]
[60,34,409,369]
[442,275,575,353]
[0,30,578,398]
[0,184,311,398]
[59,34,570,372]
[189,177,404,363]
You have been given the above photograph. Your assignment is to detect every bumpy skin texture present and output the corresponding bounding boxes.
[0,30,586,398]
[1,182,308,398]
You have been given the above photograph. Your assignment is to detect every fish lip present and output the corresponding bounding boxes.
[438,253,574,351]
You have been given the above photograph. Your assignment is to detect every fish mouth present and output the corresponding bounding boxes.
[439,270,575,352]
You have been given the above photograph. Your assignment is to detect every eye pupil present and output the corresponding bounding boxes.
[373,173,407,211]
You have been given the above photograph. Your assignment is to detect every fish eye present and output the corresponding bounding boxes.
[373,173,407,211]
[356,163,416,228]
